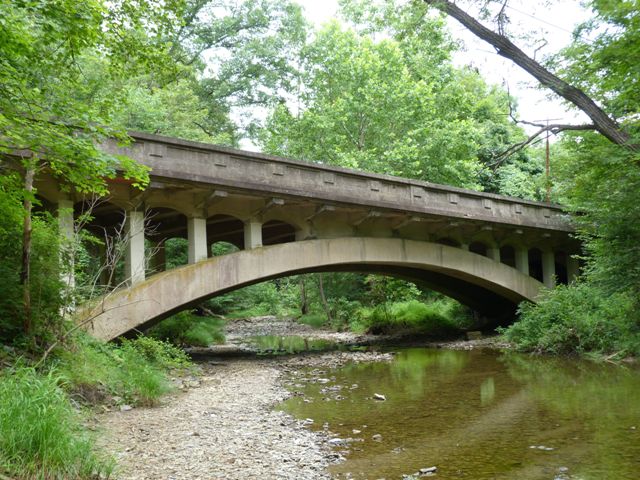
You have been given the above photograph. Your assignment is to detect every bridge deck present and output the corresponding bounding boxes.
[100,131,571,233]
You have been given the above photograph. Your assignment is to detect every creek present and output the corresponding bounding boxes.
[279,347,640,479]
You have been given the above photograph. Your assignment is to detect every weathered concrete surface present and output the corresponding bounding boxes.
[98,131,571,233]
[83,237,543,341]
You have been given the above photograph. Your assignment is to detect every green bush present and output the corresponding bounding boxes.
[0,175,64,345]
[149,310,225,347]
[501,282,640,358]
[0,366,113,479]
[354,299,470,336]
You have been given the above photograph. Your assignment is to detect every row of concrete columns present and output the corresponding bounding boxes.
[56,202,578,289]
[460,242,579,288]
[122,210,266,285]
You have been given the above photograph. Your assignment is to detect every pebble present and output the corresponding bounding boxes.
[373,393,387,401]
[98,316,396,480]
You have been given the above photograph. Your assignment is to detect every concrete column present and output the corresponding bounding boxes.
[487,246,500,262]
[149,240,166,274]
[244,219,263,249]
[125,210,145,285]
[187,217,208,263]
[567,255,580,283]
[515,247,529,276]
[58,198,75,289]
[542,250,556,288]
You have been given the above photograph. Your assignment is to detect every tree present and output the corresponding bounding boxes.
[170,0,308,135]
[258,20,528,190]
[0,0,184,337]
[422,0,636,149]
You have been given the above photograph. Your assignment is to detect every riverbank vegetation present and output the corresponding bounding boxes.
[0,0,639,476]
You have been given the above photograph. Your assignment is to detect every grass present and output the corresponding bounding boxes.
[56,334,192,407]
[0,334,194,479]
[0,366,114,479]
[298,312,327,329]
[353,299,472,336]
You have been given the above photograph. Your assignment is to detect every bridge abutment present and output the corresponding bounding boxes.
[567,256,580,283]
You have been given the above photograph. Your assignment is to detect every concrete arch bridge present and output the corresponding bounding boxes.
[33,133,579,340]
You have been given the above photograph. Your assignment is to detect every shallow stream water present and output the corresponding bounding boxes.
[281,347,640,479]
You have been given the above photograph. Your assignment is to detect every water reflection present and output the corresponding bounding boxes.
[282,348,640,479]
[248,335,339,355]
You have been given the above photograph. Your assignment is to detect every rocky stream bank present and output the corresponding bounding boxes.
[97,318,396,479]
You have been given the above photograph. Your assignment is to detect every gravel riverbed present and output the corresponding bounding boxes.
[98,318,394,480]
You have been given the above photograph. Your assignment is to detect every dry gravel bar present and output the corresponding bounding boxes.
[98,359,337,480]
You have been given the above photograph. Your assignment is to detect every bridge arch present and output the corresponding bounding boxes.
[82,237,544,340]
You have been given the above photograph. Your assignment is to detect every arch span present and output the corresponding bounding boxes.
[82,238,544,340]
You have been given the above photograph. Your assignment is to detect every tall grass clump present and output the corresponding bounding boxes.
[0,366,113,479]
[353,299,472,336]
[56,334,191,406]
[298,312,327,329]
[501,282,640,358]
[148,310,225,347]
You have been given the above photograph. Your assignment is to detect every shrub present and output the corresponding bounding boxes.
[0,175,64,345]
[0,366,113,478]
[148,310,225,347]
[501,282,640,358]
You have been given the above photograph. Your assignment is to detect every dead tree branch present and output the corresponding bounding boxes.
[489,123,597,166]
[423,0,635,149]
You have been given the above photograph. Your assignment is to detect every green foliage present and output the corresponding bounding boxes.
[554,137,640,296]
[502,283,640,358]
[149,311,225,347]
[0,0,185,194]
[207,279,300,318]
[55,335,190,406]
[0,367,113,479]
[121,335,191,370]
[501,0,640,358]
[0,176,64,344]
[354,299,471,336]
[114,78,236,145]
[298,312,328,329]
[258,11,532,191]
[164,237,188,270]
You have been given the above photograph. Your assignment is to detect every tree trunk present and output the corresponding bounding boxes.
[423,0,634,148]
[316,273,333,324]
[299,276,309,315]
[21,164,35,336]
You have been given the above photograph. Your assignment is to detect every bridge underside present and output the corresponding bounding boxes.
[81,237,543,341]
